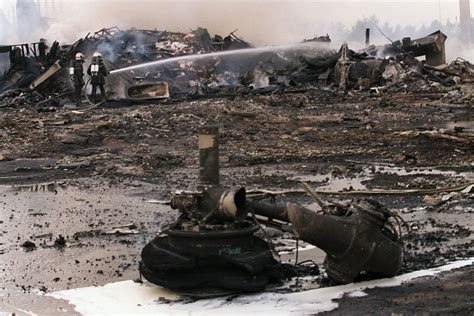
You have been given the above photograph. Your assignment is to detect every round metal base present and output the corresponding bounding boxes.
[140,232,277,294]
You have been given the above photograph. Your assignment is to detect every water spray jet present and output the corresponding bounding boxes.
[110,41,330,75]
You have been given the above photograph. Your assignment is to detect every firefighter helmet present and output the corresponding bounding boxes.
[75,52,85,61]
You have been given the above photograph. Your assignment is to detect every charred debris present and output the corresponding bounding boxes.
[1,27,473,109]
[140,126,405,295]
[1,26,472,300]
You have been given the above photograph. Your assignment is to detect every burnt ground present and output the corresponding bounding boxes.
[0,90,473,315]
[322,265,474,315]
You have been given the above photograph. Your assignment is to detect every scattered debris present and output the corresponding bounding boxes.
[20,240,37,251]
[103,224,139,236]
[363,31,447,66]
[54,235,66,248]
[72,224,139,239]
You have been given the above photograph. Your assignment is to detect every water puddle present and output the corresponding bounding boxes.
[370,165,473,179]
[0,159,56,179]
[0,180,171,252]
[12,182,68,192]
[442,120,474,135]
[288,165,473,192]
[291,173,369,191]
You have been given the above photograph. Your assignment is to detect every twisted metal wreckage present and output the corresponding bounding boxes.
[1,27,472,108]
[140,126,405,294]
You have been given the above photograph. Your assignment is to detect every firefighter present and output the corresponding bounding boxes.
[70,52,85,106]
[10,47,25,70]
[87,52,108,104]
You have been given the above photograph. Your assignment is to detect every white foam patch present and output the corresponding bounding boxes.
[47,258,473,316]
[347,290,367,298]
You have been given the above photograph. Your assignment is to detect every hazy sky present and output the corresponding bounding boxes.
[0,0,467,23]
[0,0,471,45]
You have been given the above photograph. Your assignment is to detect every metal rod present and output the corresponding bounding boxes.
[198,126,219,185]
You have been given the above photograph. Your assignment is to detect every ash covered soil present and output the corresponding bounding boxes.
[0,90,473,314]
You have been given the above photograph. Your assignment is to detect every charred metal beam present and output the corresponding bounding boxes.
[29,61,62,91]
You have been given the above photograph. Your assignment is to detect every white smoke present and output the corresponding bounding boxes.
[0,0,473,62]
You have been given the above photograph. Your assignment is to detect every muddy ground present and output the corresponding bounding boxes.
[0,89,473,314]
[323,265,474,315]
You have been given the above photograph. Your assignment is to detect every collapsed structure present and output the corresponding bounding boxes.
[1,27,259,103]
[1,27,473,109]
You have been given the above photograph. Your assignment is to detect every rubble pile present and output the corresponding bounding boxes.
[84,27,252,69]
[304,31,474,98]
[0,27,473,107]
[0,27,258,104]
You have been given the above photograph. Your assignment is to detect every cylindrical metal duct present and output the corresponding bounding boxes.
[286,203,354,256]
[219,187,247,220]
[286,202,402,283]
[199,126,219,185]
[201,186,248,221]
[249,201,290,222]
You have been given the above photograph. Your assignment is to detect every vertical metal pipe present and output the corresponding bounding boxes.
[198,126,219,185]
[365,28,370,47]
